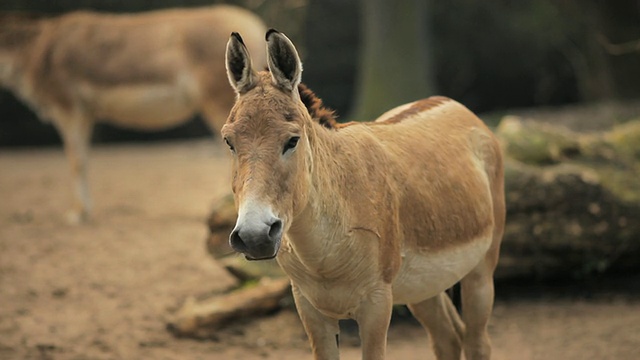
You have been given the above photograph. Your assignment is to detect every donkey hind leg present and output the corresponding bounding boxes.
[460,259,496,360]
[201,88,236,136]
[408,292,465,360]
[55,116,93,223]
[291,284,340,360]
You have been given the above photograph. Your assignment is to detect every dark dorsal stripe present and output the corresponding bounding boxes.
[298,83,338,129]
[378,96,450,124]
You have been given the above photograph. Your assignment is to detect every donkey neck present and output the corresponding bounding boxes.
[0,15,45,51]
[284,120,384,274]
[288,122,347,236]
[0,16,45,91]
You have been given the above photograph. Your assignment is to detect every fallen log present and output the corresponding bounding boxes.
[167,277,291,338]
[496,116,640,278]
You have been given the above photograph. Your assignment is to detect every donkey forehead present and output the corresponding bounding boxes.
[226,76,306,129]
[224,103,303,140]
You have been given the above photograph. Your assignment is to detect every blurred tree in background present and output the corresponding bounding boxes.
[349,0,434,120]
[306,0,640,117]
[0,0,638,145]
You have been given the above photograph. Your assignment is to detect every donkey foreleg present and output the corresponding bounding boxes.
[291,284,340,360]
[55,116,93,223]
[355,285,393,360]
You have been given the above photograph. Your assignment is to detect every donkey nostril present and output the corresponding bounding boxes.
[268,219,283,240]
[229,229,247,252]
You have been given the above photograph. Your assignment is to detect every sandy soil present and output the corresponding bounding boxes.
[1,140,639,360]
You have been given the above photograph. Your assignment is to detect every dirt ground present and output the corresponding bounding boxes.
[1,139,639,360]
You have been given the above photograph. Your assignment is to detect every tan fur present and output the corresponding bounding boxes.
[224,31,505,360]
[0,6,267,222]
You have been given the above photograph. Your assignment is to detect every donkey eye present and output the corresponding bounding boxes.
[283,136,300,154]
[224,138,235,152]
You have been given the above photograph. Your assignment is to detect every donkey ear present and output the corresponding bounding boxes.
[265,29,302,92]
[226,32,256,94]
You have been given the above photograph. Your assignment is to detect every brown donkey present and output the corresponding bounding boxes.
[0,6,267,222]
[222,30,505,360]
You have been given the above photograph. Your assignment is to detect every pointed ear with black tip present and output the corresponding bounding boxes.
[265,29,302,93]
[225,32,257,94]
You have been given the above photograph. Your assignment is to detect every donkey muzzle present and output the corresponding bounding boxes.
[229,215,283,261]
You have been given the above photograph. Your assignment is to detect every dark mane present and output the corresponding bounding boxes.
[298,83,338,129]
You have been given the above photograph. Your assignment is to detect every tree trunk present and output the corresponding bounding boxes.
[350,0,435,120]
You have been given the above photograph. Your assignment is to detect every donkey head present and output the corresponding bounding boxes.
[222,30,312,260]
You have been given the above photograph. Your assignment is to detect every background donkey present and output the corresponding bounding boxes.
[222,30,505,360]
[0,5,267,222]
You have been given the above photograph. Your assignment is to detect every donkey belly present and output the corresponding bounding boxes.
[86,74,201,129]
[391,235,492,305]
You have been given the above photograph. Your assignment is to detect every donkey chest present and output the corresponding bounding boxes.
[298,277,376,319]
[278,250,380,319]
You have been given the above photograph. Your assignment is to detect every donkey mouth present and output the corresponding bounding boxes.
[244,253,277,261]
[237,239,281,261]
[230,242,279,261]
